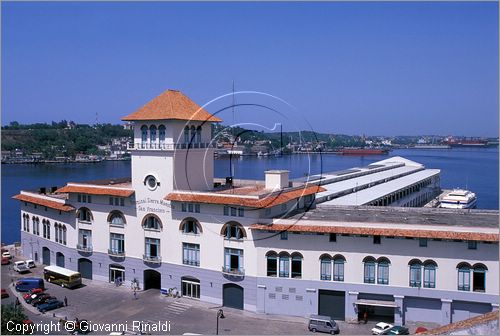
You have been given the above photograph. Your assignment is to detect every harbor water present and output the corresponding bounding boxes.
[2,148,498,244]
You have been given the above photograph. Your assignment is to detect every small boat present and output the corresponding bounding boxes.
[439,189,477,209]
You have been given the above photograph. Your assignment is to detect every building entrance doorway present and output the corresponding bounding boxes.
[181,277,200,299]
[110,264,125,284]
[143,269,161,290]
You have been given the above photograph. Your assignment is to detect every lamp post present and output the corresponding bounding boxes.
[216,309,225,335]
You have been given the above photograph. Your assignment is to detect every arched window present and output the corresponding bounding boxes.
[291,252,303,279]
[141,125,148,143]
[180,218,202,234]
[196,126,202,143]
[333,254,346,282]
[108,211,126,226]
[363,256,376,284]
[190,126,196,143]
[266,251,278,277]
[55,223,60,243]
[184,126,190,143]
[62,226,67,245]
[423,260,437,288]
[221,222,246,240]
[409,259,423,287]
[457,262,471,291]
[42,219,51,240]
[158,125,166,144]
[377,257,390,285]
[150,125,157,143]
[279,252,290,278]
[472,263,487,292]
[77,207,93,223]
[142,214,162,231]
[320,254,332,280]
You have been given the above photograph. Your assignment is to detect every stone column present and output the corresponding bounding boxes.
[441,299,452,325]
[346,291,359,322]
[394,295,404,325]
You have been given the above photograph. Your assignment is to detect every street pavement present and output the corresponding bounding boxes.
[1,252,437,335]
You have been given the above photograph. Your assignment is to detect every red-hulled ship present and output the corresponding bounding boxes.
[443,137,489,147]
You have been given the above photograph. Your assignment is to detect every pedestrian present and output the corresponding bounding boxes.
[15,297,20,306]
[64,296,68,307]
[133,289,137,300]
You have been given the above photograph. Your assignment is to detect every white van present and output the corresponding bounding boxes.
[26,260,36,268]
[308,315,340,334]
[13,261,30,273]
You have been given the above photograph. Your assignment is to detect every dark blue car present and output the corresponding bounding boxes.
[37,299,64,313]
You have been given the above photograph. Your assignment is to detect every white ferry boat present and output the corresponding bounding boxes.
[439,189,477,209]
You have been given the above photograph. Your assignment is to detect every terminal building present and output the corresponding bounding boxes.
[14,89,499,326]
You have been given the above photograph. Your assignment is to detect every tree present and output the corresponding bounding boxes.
[1,303,28,335]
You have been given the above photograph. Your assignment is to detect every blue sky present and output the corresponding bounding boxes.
[2,2,498,136]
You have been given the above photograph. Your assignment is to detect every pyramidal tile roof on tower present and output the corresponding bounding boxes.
[122,89,222,122]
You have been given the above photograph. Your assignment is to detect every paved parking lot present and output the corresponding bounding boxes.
[2,252,435,335]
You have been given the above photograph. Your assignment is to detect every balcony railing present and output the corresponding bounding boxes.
[143,254,162,263]
[222,266,245,276]
[183,259,200,267]
[127,142,215,151]
[108,249,125,257]
[76,244,93,252]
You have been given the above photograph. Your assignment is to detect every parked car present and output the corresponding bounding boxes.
[415,327,428,334]
[32,295,57,307]
[37,298,64,313]
[1,256,10,265]
[26,292,49,304]
[14,261,30,273]
[2,251,12,259]
[308,315,340,334]
[26,260,36,268]
[384,326,409,335]
[372,322,394,335]
[22,288,45,300]
[1,289,9,299]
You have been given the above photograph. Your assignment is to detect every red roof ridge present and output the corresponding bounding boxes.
[13,194,74,212]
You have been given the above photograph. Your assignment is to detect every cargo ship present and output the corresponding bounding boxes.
[443,137,490,147]
[336,148,389,155]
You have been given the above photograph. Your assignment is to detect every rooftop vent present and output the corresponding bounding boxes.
[265,170,289,190]
[39,187,46,194]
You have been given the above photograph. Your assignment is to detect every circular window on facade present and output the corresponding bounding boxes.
[145,175,158,190]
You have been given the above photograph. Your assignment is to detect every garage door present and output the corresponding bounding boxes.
[452,301,492,323]
[223,283,244,310]
[56,252,65,268]
[78,258,93,279]
[42,247,51,265]
[319,290,345,320]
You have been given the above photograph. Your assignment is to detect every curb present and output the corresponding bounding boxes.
[9,283,42,316]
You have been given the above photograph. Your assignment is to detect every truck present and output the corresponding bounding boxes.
[13,261,30,274]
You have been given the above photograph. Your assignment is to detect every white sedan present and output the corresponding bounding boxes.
[371,322,394,335]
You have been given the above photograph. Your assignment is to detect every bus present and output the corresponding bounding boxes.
[43,265,82,289]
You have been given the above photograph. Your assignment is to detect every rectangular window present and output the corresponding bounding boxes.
[109,197,113,205]
[195,204,200,213]
[279,257,290,278]
[120,198,125,206]
[321,259,332,280]
[458,269,470,291]
[181,203,187,212]
[224,248,243,274]
[472,270,485,292]
[183,243,200,267]
[223,206,229,216]
[364,263,376,283]
[267,256,277,277]
[82,194,87,203]
[377,264,389,285]
[145,238,160,259]
[419,238,428,247]
[329,233,337,242]
[110,233,125,254]
[114,198,119,206]
[291,256,302,279]
[230,207,237,216]
[78,194,82,202]
[333,261,344,282]
[280,231,288,240]
[423,267,436,288]
[410,266,422,287]
[78,229,92,249]
[88,195,92,203]
[238,208,244,217]
[188,203,193,212]
[373,236,381,244]
[468,241,477,250]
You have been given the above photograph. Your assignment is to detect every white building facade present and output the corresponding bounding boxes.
[15,89,499,326]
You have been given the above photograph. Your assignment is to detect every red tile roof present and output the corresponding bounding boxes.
[122,89,222,122]
[56,185,134,197]
[165,185,326,208]
[249,223,499,242]
[13,194,75,212]
[424,310,499,334]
